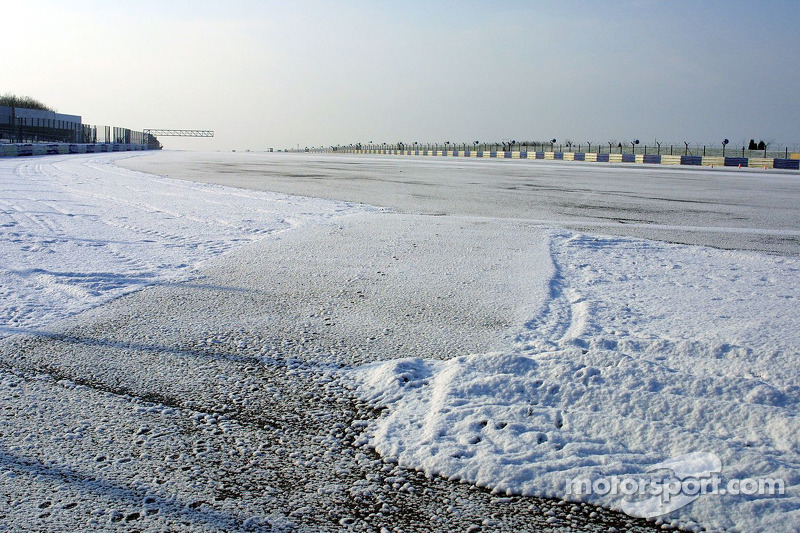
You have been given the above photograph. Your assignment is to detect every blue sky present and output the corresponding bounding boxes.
[3,1,798,150]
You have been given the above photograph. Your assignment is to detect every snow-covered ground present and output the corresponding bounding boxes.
[1,152,798,531]
[353,233,800,531]
[120,150,800,255]
[0,154,365,336]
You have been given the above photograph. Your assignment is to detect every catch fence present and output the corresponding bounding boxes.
[0,106,158,148]
[323,141,799,161]
[318,143,800,170]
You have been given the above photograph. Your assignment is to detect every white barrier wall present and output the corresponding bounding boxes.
[339,148,800,170]
[0,142,150,158]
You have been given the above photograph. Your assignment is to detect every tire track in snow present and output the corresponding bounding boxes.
[514,231,594,353]
[0,279,660,533]
[353,228,800,532]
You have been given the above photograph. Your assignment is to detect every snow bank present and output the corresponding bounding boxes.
[351,231,800,532]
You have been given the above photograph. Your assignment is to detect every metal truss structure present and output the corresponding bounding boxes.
[143,129,214,137]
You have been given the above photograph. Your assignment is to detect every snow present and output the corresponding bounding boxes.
[352,231,800,532]
[0,153,367,337]
[120,150,800,255]
[1,151,798,531]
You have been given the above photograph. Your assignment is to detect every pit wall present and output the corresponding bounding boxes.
[336,149,800,170]
[0,142,150,158]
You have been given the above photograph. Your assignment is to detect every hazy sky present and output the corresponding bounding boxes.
[4,0,799,151]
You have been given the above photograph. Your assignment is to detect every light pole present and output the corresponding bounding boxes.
[722,138,729,157]
[551,138,556,151]
[631,139,640,154]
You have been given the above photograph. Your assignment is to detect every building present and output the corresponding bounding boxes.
[0,105,84,143]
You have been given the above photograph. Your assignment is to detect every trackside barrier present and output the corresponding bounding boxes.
[725,157,748,167]
[0,142,151,158]
[329,148,799,171]
[774,159,800,170]
[749,158,773,169]
[701,157,725,167]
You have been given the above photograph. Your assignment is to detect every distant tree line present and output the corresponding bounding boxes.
[0,93,55,112]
